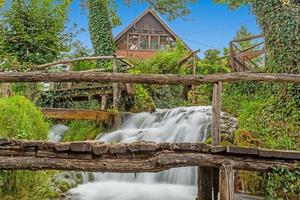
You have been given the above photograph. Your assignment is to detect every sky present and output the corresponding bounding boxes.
[68,0,261,57]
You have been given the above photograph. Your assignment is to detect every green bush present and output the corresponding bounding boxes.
[0,96,58,200]
[0,95,48,139]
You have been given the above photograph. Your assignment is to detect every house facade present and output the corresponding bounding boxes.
[114,8,193,60]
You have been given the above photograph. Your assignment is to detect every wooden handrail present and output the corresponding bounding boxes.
[1,72,300,85]
[31,56,125,71]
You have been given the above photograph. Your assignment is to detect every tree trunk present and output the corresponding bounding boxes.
[88,0,115,68]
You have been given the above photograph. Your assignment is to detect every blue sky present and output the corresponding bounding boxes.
[68,0,261,56]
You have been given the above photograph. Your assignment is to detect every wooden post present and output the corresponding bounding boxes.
[100,96,108,110]
[1,83,11,97]
[219,165,234,200]
[66,62,74,89]
[212,82,222,146]
[197,167,219,200]
[229,42,236,72]
[112,58,118,109]
[197,81,222,200]
[191,58,196,104]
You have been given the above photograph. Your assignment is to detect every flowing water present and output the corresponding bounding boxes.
[67,106,262,200]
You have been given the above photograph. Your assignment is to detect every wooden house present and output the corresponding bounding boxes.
[114,8,194,60]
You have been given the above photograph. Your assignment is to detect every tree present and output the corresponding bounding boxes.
[88,0,114,68]
[1,0,71,66]
[214,0,300,74]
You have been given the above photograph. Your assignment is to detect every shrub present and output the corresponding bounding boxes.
[0,95,48,139]
[0,95,56,200]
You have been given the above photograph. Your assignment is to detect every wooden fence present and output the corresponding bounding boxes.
[1,68,300,200]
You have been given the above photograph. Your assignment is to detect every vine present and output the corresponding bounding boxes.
[263,166,300,199]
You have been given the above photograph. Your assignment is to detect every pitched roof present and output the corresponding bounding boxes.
[114,8,194,52]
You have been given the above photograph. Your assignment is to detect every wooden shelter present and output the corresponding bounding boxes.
[114,8,194,60]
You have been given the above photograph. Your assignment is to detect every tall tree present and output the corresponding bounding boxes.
[88,0,114,68]
[1,0,71,66]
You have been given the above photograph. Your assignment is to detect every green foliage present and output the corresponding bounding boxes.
[0,95,48,139]
[132,84,156,112]
[195,49,229,104]
[215,0,300,73]
[88,0,114,68]
[251,0,300,73]
[223,83,300,197]
[197,49,229,75]
[62,120,104,141]
[0,0,71,66]
[129,41,192,109]
[0,170,59,200]
[0,96,56,200]
[132,40,190,74]
[262,166,300,199]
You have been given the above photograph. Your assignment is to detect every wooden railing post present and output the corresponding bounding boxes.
[112,58,118,109]
[191,57,197,104]
[197,82,222,200]
[219,164,234,200]
[229,42,236,72]
[212,81,222,146]
[100,95,108,110]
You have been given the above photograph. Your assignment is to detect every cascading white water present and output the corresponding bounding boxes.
[68,106,211,200]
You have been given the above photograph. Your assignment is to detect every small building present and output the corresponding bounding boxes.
[114,8,194,60]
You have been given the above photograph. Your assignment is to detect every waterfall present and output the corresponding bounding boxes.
[67,106,212,200]
[48,124,69,142]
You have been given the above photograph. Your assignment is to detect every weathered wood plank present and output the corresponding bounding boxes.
[54,143,70,152]
[226,146,259,156]
[211,146,226,153]
[1,72,300,85]
[259,149,300,159]
[70,141,92,152]
[42,108,112,122]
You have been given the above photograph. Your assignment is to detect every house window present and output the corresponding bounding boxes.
[151,36,159,50]
[160,36,169,50]
[128,34,139,50]
[140,35,149,50]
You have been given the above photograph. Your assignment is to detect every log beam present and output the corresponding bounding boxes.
[1,72,300,85]
[41,108,112,122]
[0,139,299,172]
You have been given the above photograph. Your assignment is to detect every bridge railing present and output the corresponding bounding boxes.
[1,71,300,200]
[1,71,300,146]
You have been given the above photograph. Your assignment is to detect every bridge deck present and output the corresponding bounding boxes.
[0,139,299,172]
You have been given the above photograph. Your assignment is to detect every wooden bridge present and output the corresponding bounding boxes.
[1,59,300,199]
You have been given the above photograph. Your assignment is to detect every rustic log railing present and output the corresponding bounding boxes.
[1,71,300,84]
[1,71,300,200]
[0,139,299,172]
